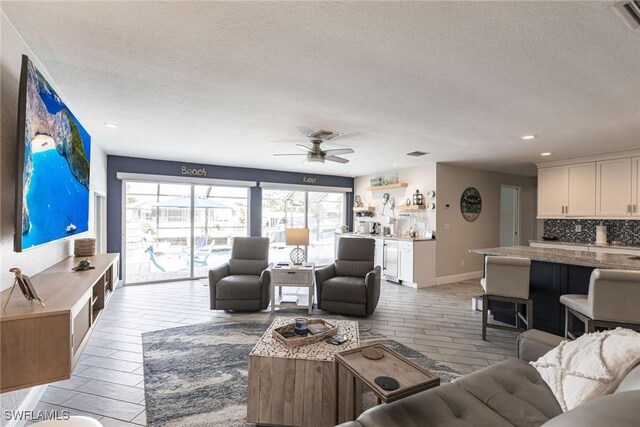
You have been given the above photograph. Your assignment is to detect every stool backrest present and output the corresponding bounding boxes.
[589,269,640,324]
[484,256,531,299]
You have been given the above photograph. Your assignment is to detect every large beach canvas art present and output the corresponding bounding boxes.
[16,56,91,251]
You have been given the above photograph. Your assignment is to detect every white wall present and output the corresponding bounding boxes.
[353,164,437,238]
[0,11,107,421]
[435,163,537,283]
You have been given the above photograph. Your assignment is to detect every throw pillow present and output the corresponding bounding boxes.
[531,328,640,412]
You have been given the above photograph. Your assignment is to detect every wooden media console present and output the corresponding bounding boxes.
[0,253,120,392]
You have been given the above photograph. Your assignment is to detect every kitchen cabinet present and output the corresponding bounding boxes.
[632,157,640,217]
[398,241,414,282]
[595,158,632,217]
[537,163,595,218]
[374,238,384,269]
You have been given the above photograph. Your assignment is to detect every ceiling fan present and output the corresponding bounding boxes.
[273,129,356,164]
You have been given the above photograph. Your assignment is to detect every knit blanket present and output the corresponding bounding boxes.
[532,328,640,411]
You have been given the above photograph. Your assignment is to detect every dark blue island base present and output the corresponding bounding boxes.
[490,260,594,336]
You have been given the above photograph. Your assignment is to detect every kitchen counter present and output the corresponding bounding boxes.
[336,232,435,242]
[471,245,640,335]
[471,245,640,270]
[529,240,640,250]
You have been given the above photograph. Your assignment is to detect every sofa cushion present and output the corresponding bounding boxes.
[614,364,640,393]
[456,359,562,425]
[321,277,366,304]
[354,382,515,427]
[215,275,261,300]
[541,390,640,427]
[335,260,374,278]
[531,328,640,411]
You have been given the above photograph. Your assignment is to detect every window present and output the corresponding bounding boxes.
[262,189,346,265]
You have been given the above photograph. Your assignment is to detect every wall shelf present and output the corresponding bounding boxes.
[396,205,426,211]
[366,183,408,191]
[353,206,375,212]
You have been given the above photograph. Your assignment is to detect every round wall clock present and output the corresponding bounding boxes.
[460,187,482,222]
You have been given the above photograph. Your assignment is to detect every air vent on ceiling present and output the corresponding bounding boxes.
[613,1,640,30]
[406,151,429,157]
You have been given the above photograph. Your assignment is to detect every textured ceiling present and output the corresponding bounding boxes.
[2,1,639,177]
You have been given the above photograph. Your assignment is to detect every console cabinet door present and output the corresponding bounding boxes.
[596,158,632,217]
[538,166,568,217]
[566,163,596,216]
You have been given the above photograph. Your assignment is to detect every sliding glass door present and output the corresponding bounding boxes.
[262,189,345,266]
[124,181,248,284]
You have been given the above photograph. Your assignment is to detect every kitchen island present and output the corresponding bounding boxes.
[471,246,640,335]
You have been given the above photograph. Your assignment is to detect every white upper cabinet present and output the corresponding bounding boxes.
[632,157,640,217]
[538,166,568,217]
[595,158,632,217]
[567,163,596,216]
[537,163,594,217]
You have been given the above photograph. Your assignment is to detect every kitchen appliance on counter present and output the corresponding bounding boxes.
[596,224,607,245]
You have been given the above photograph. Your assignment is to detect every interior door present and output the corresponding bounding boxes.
[500,185,520,247]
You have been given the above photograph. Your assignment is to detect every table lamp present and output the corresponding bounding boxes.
[286,228,309,265]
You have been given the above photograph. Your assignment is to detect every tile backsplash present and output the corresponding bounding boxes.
[543,219,640,246]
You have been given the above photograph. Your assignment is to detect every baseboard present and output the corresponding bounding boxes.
[4,385,47,427]
[435,270,483,286]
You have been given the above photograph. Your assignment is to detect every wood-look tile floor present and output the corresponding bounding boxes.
[32,279,517,426]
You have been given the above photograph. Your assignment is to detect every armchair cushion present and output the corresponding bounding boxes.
[335,260,374,277]
[229,259,267,276]
[215,275,262,300]
[322,277,366,304]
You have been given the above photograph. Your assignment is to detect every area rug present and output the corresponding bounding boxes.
[142,320,460,427]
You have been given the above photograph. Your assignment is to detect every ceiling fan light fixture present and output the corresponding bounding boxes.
[406,151,429,157]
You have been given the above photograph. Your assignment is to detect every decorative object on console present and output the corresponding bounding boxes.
[286,227,309,265]
[461,187,482,222]
[72,259,95,272]
[74,238,96,256]
[340,224,349,233]
[4,268,45,310]
[405,198,411,206]
[354,194,363,207]
[413,189,424,206]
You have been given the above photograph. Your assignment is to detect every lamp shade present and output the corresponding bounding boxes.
[286,228,309,246]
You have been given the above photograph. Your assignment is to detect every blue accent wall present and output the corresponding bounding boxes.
[107,155,354,270]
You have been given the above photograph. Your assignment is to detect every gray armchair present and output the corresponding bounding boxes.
[209,237,271,311]
[315,238,381,317]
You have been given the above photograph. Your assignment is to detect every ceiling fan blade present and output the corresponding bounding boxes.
[270,139,308,144]
[297,126,315,137]
[325,155,349,164]
[330,132,365,141]
[296,144,314,152]
[323,148,354,156]
[273,153,307,156]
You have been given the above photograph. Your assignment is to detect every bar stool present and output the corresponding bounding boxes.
[32,416,102,426]
[481,256,533,340]
[560,269,640,340]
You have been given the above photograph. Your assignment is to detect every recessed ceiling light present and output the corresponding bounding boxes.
[103,123,118,128]
[521,135,537,140]
[392,163,398,166]
[541,152,552,156]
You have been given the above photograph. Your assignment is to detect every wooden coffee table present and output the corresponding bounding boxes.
[247,317,359,427]
[335,343,440,423]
